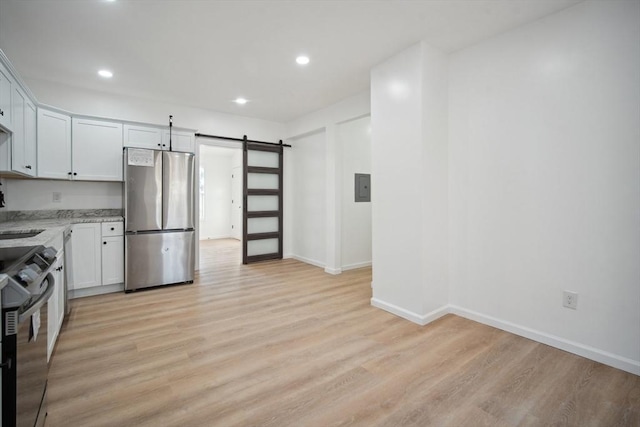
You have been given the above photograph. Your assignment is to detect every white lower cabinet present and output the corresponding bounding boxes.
[102,236,124,285]
[69,221,124,296]
[69,223,102,290]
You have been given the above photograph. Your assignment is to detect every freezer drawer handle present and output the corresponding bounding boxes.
[0,358,12,370]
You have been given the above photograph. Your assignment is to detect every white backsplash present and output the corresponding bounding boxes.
[3,178,122,211]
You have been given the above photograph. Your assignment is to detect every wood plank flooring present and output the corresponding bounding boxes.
[46,239,639,426]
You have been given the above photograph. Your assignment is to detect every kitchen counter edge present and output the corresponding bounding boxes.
[0,217,124,248]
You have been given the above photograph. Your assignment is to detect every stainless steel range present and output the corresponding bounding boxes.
[1,244,58,427]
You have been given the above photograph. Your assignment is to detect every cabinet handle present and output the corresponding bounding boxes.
[25,165,32,169]
[157,143,161,146]
[103,241,107,245]
[73,172,77,176]
[68,172,72,175]
[0,109,4,116]
[110,227,114,231]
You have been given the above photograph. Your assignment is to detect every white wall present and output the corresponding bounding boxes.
[285,90,370,273]
[199,146,234,240]
[286,92,370,139]
[290,130,326,267]
[26,78,285,141]
[420,43,449,317]
[338,116,372,270]
[448,0,640,373]
[3,179,121,210]
[370,42,449,322]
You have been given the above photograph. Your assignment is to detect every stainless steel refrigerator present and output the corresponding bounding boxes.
[124,148,195,292]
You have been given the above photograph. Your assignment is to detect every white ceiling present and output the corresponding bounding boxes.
[0,0,582,123]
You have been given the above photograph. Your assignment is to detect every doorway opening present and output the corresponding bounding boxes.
[198,143,243,268]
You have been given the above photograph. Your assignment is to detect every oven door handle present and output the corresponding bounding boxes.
[18,273,55,323]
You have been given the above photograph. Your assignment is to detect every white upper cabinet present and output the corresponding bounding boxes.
[9,85,36,177]
[37,108,72,179]
[124,124,164,150]
[163,129,195,153]
[0,61,12,131]
[72,118,123,181]
[125,124,195,153]
[24,99,36,173]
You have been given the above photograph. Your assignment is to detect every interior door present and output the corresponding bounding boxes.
[243,141,283,264]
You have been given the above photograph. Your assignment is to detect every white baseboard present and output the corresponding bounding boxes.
[325,267,342,275]
[368,298,639,375]
[449,305,640,376]
[370,297,449,326]
[342,261,372,271]
[70,283,124,299]
[291,255,325,269]
[199,234,233,241]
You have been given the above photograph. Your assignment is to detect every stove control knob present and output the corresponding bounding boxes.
[17,267,39,284]
[41,247,57,261]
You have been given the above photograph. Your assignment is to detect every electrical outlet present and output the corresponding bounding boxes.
[563,291,578,310]
[52,192,62,203]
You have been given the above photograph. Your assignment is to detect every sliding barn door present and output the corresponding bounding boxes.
[243,141,283,264]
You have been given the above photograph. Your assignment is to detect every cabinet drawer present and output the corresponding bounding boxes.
[101,221,124,236]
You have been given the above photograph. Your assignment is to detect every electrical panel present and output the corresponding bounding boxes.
[354,173,371,202]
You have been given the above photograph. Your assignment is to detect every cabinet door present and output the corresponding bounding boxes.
[57,256,66,327]
[37,108,72,179]
[124,124,163,150]
[102,235,124,285]
[24,99,37,176]
[10,85,36,176]
[72,118,123,181]
[0,62,11,131]
[47,257,62,362]
[10,85,26,174]
[70,223,102,290]
[162,130,195,153]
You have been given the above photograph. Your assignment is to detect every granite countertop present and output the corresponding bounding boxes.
[0,209,123,248]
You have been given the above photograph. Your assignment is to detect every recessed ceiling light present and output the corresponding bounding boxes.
[296,56,310,65]
[98,69,113,78]
[234,98,248,105]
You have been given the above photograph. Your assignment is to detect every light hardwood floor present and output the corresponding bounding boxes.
[47,239,639,426]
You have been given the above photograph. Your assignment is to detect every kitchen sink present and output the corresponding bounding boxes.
[0,230,44,240]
